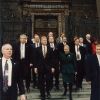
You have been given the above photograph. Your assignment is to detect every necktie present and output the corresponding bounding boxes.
[37,43,38,47]
[51,43,55,51]
[43,46,46,58]
[51,43,53,48]
[3,60,8,92]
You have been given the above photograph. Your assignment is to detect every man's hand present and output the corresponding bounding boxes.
[30,63,33,67]
[34,68,38,74]
[88,81,91,84]
[51,68,55,73]
[60,73,62,76]
[20,95,26,100]
[75,72,77,75]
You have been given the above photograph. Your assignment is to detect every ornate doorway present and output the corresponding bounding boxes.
[34,15,58,38]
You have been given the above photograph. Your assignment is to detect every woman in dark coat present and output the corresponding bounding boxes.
[60,45,77,100]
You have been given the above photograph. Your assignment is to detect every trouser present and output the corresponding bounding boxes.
[32,69,37,85]
[76,60,84,88]
[51,65,59,87]
[38,69,51,98]
[19,59,31,89]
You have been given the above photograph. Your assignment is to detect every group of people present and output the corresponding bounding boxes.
[0,32,99,100]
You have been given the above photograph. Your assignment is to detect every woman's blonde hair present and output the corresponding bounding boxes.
[64,45,70,49]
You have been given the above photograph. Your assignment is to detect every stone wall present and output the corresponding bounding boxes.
[1,3,22,19]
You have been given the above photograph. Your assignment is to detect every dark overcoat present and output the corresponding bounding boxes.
[86,54,100,100]
[60,52,77,82]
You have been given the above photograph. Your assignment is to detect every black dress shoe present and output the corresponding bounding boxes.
[69,95,72,100]
[26,88,30,93]
[41,97,45,100]
[56,86,59,90]
[33,84,37,88]
[76,87,79,91]
[62,91,67,96]
[47,92,51,98]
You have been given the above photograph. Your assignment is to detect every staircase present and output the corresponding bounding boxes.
[18,77,91,100]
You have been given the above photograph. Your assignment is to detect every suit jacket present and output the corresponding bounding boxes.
[26,39,33,45]
[86,54,100,100]
[0,59,25,100]
[34,45,54,72]
[13,43,31,63]
[30,42,41,64]
[83,39,92,54]
[48,43,60,67]
[60,52,77,74]
[13,43,31,76]
[59,42,68,54]
[70,44,86,62]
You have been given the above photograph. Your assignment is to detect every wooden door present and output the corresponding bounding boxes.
[34,15,58,39]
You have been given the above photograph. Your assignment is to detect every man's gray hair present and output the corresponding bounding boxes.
[41,36,47,41]
[79,37,83,39]
[86,34,91,38]
[20,34,27,38]
[1,44,12,51]
[63,37,67,40]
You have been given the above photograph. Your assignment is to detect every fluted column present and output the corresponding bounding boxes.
[0,0,2,51]
[96,0,100,39]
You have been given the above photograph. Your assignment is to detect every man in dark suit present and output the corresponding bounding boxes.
[0,44,26,100]
[47,32,56,44]
[48,36,60,90]
[83,34,92,54]
[69,36,78,49]
[59,37,68,54]
[70,38,86,90]
[86,44,100,100]
[34,36,55,100]
[30,35,41,88]
[13,34,32,93]
[25,33,33,45]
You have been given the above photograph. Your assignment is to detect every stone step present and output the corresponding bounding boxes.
[29,78,87,82]
[18,98,90,100]
[19,79,91,100]
[24,89,91,93]
[18,92,90,99]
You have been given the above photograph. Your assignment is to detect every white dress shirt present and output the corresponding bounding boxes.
[20,43,25,59]
[2,57,12,86]
[50,43,54,48]
[75,45,81,60]
[50,43,55,50]
[63,42,66,45]
[79,43,83,46]
[96,53,100,66]
[35,42,40,48]
[42,45,47,55]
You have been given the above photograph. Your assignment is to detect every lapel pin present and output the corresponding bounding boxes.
[68,55,70,57]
